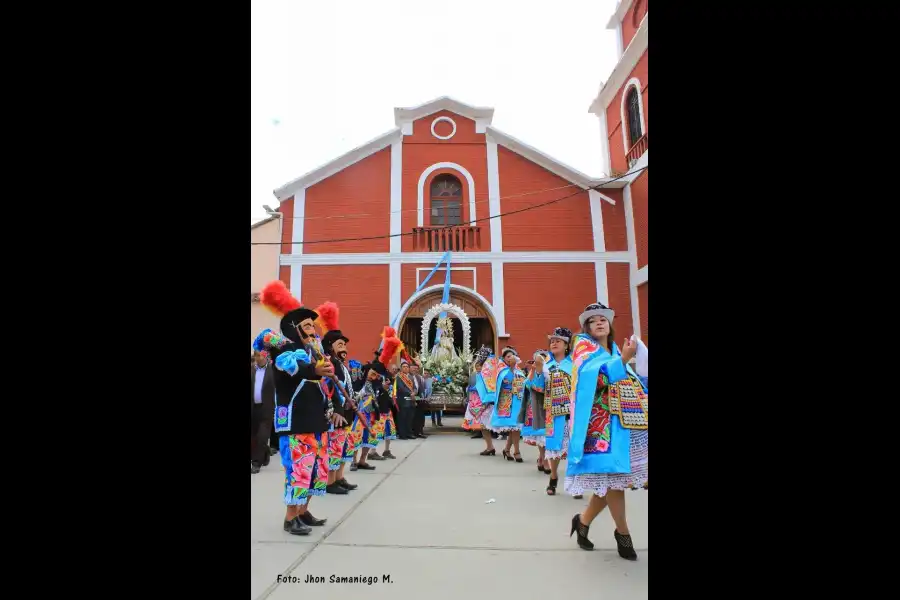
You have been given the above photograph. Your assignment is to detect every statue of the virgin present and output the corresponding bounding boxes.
[430,315,459,362]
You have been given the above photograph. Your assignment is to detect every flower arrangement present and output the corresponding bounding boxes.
[422,347,473,398]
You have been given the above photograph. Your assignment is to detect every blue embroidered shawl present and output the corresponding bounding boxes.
[567,335,644,475]
[486,365,526,430]
[532,355,573,451]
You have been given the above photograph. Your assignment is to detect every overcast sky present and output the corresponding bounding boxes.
[250,0,620,224]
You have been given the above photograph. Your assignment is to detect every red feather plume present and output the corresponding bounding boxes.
[314,301,340,333]
[381,326,396,339]
[379,336,401,367]
[260,281,301,316]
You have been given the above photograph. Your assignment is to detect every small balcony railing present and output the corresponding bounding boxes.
[412,225,482,252]
[626,133,648,167]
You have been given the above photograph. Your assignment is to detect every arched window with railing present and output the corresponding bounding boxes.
[620,77,648,167]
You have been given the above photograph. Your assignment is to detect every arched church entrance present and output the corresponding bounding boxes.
[398,289,497,357]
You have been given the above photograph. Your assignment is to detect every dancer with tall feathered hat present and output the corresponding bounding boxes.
[366,334,400,460]
[257,281,347,536]
[316,301,367,493]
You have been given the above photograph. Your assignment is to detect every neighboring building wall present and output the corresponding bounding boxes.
[251,218,281,342]
[502,262,598,354]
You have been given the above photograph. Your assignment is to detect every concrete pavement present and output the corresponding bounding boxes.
[251,416,648,599]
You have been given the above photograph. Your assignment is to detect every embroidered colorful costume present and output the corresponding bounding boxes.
[462,346,495,430]
[522,351,549,446]
[351,379,379,452]
[535,355,574,459]
[316,302,359,473]
[483,352,526,433]
[258,280,333,507]
[565,331,648,497]
[279,433,328,504]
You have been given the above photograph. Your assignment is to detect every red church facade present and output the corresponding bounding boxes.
[271,95,642,360]
[590,0,648,345]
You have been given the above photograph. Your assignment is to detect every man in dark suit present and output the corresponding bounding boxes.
[395,360,418,439]
[250,350,276,474]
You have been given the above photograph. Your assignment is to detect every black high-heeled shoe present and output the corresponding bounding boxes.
[546,478,558,495]
[614,530,638,561]
[502,449,513,461]
[570,514,594,550]
[514,453,523,463]
[480,448,496,456]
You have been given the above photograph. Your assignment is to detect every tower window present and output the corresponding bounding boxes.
[626,86,643,148]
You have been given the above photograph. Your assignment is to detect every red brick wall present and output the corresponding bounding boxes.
[606,262,634,341]
[498,146,594,251]
[598,188,627,251]
[631,171,648,268]
[278,196,294,254]
[637,282,648,344]
[301,265,390,356]
[405,110,483,146]
[502,263,597,354]
[303,148,392,254]
[400,263,492,305]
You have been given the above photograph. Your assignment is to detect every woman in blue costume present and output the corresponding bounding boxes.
[464,345,496,456]
[567,303,647,561]
[482,347,527,462]
[521,349,549,472]
[527,327,576,497]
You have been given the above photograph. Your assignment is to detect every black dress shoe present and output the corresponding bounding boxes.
[326,483,349,494]
[299,511,327,526]
[416,433,428,439]
[337,478,358,490]
[251,462,261,474]
[283,517,311,535]
[356,462,376,470]
[262,455,270,467]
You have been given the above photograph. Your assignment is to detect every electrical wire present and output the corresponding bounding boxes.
[250,165,647,246]
[249,181,582,223]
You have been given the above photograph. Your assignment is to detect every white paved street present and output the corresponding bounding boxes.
[251,416,648,600]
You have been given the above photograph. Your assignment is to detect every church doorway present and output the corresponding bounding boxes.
[397,289,497,357]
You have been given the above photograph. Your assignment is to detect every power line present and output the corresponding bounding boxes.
[249,181,581,223]
[250,166,647,246]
